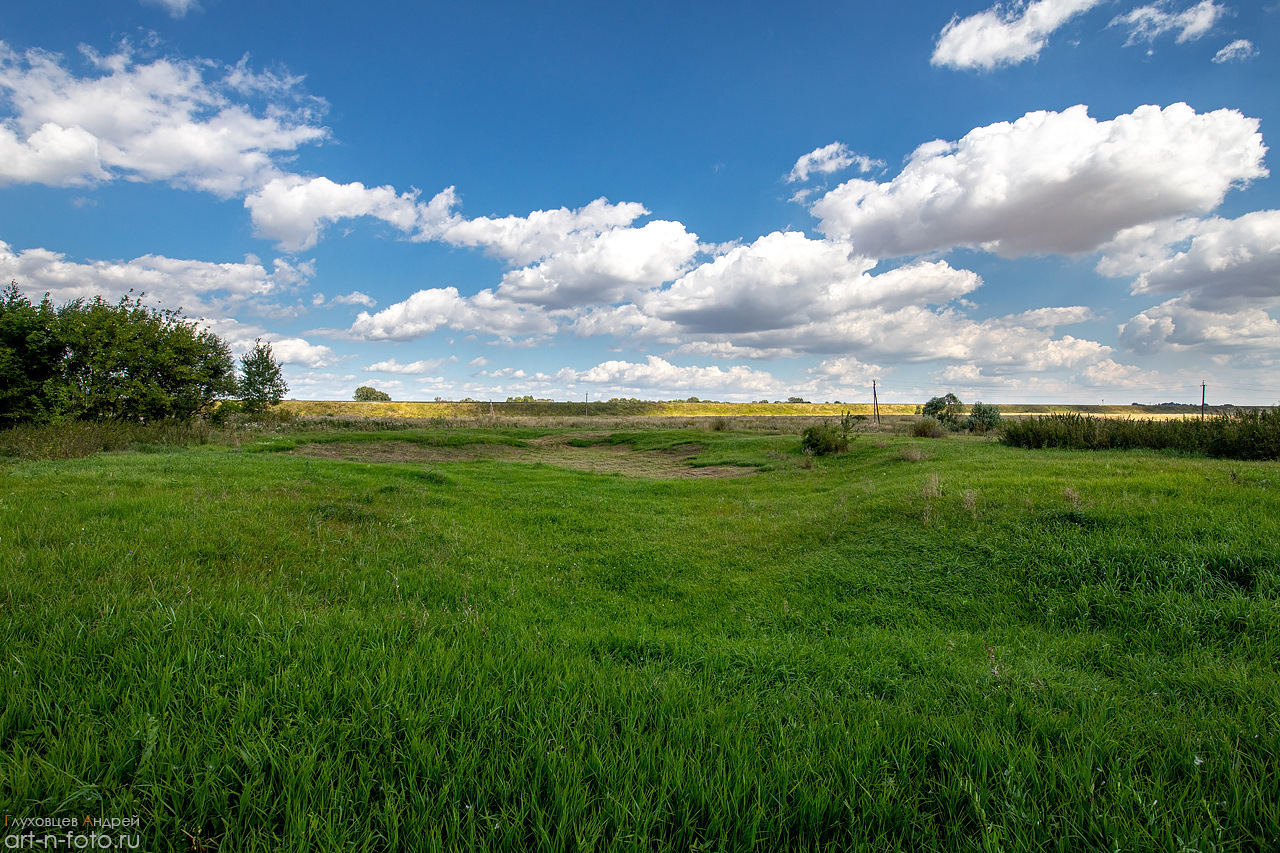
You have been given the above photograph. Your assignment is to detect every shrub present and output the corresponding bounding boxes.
[913,417,947,438]
[801,424,847,455]
[207,399,244,426]
[801,412,858,455]
[354,386,392,402]
[0,284,236,425]
[965,401,1003,433]
[923,393,963,429]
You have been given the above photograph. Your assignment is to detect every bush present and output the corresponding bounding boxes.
[207,400,244,426]
[923,393,963,430]
[965,401,1003,433]
[354,386,392,402]
[801,412,858,455]
[913,417,947,438]
[801,424,847,455]
[1,283,236,425]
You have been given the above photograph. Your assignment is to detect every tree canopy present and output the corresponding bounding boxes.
[238,340,288,413]
[1,283,236,425]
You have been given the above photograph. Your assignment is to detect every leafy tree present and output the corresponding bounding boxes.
[56,292,236,422]
[965,401,1003,433]
[354,385,391,401]
[238,340,288,413]
[923,393,963,430]
[0,283,66,426]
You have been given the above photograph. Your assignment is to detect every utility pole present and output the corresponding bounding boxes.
[1201,381,1206,420]
[872,380,880,426]
[585,392,589,416]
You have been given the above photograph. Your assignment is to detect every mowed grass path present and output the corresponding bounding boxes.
[1,427,1277,851]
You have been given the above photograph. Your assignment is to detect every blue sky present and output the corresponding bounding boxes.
[2,0,1277,404]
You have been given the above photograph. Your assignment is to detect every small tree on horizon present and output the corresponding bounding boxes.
[238,340,287,413]
[923,393,963,430]
[354,385,391,401]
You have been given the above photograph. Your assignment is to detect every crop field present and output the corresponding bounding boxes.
[1,417,1278,851]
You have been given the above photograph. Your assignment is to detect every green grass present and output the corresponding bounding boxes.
[1,425,1277,851]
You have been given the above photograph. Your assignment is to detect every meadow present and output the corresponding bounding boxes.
[1,414,1277,851]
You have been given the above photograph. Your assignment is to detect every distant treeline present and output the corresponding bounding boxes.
[1001,411,1280,460]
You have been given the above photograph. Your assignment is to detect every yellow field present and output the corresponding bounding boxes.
[277,400,1233,420]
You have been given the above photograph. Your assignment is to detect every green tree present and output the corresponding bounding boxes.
[923,393,963,430]
[56,292,236,422]
[238,340,288,413]
[354,385,391,401]
[0,282,66,426]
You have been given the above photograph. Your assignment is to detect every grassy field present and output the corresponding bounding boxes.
[1,417,1278,851]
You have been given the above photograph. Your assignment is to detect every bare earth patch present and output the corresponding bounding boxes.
[292,436,755,479]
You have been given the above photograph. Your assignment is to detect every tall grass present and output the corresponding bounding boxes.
[0,419,214,459]
[1001,410,1280,460]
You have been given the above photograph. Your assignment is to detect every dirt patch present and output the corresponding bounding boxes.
[292,437,755,479]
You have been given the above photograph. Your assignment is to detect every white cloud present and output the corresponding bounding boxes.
[667,341,802,361]
[807,356,884,386]
[1111,1,1227,46]
[810,103,1266,258]
[0,239,311,318]
[494,219,699,308]
[1100,211,1280,308]
[1213,39,1257,63]
[0,44,326,195]
[642,232,981,334]
[1120,298,1280,352]
[932,0,1106,70]
[329,291,377,307]
[556,355,782,395]
[364,358,447,374]
[347,287,558,342]
[1078,358,1165,387]
[245,176,451,252]
[433,197,649,266]
[141,0,200,18]
[787,143,881,183]
[267,337,338,367]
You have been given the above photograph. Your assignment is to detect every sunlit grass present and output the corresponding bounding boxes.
[1,427,1277,850]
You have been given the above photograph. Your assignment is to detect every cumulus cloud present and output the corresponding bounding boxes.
[1213,39,1257,63]
[1099,211,1280,308]
[556,356,781,395]
[787,143,881,183]
[245,176,452,252]
[330,290,377,307]
[268,337,338,367]
[810,103,1266,259]
[0,239,311,317]
[0,44,326,195]
[347,287,558,342]
[667,341,802,361]
[1111,1,1227,46]
[1120,297,1280,352]
[432,197,649,265]
[642,232,981,334]
[932,0,1106,70]
[807,356,883,386]
[494,219,699,308]
[364,358,448,374]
